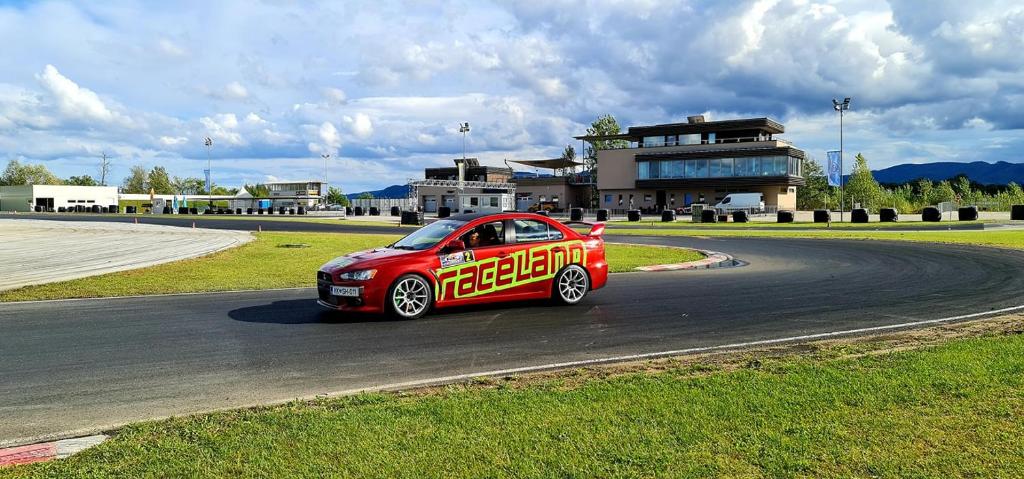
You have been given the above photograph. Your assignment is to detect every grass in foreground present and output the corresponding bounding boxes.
[4,319,1023,478]
[0,232,702,302]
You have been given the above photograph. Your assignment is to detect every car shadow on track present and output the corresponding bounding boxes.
[228,299,387,324]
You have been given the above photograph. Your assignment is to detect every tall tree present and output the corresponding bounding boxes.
[0,159,62,186]
[583,114,629,207]
[796,157,830,210]
[66,175,98,186]
[243,183,270,198]
[147,166,174,194]
[357,192,374,200]
[98,152,112,186]
[559,144,576,177]
[326,186,349,206]
[121,165,148,194]
[844,153,883,212]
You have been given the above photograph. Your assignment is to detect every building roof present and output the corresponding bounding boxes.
[510,158,584,169]
[574,117,784,141]
[264,180,324,185]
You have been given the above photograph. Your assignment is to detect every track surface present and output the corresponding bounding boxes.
[3,234,1024,446]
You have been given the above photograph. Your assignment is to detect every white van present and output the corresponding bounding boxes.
[714,193,764,212]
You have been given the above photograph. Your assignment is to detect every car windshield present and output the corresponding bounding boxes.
[391,219,466,250]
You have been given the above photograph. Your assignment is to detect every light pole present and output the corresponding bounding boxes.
[832,97,850,221]
[321,153,330,207]
[459,122,470,160]
[458,122,470,208]
[203,137,213,207]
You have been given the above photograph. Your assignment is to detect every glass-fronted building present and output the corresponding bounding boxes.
[576,116,805,212]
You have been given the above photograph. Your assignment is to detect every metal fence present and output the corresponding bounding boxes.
[349,198,417,211]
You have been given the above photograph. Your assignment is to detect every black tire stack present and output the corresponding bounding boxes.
[922,206,942,222]
[400,211,424,225]
[1012,205,1024,220]
[732,211,749,223]
[627,210,641,222]
[851,208,869,223]
[661,210,675,222]
[570,208,583,221]
[880,208,899,222]
[701,208,717,223]
[777,210,795,223]
[813,210,830,223]
[958,206,978,221]
[437,206,450,218]
[596,209,609,222]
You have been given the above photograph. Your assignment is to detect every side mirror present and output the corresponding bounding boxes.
[445,239,466,252]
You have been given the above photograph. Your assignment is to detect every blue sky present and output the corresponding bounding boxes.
[1,0,1023,192]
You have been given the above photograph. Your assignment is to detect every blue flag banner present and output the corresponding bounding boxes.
[826,150,842,187]
[204,169,211,195]
[172,195,178,210]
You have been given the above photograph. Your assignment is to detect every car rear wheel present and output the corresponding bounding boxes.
[387,274,433,319]
[553,264,590,305]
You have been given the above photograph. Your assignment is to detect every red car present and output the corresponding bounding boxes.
[317,212,608,319]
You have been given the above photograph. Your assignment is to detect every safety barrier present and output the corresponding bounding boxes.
[401,211,424,225]
[922,206,941,222]
[813,209,830,223]
[777,210,794,223]
[627,210,641,222]
[732,211,749,223]
[391,206,400,216]
[570,208,583,221]
[851,208,869,223]
[1012,205,1024,220]
[370,207,380,216]
[437,206,450,218]
[880,208,898,222]
[355,206,364,216]
[596,209,609,222]
[700,208,717,223]
[661,210,675,222]
[958,206,978,221]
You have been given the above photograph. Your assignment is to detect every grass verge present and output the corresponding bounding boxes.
[605,219,994,229]
[0,232,703,302]
[4,315,1022,478]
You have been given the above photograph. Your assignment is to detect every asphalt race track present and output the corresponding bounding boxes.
[3,228,1024,445]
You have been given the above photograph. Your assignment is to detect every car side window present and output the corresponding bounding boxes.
[462,221,504,249]
[514,219,560,243]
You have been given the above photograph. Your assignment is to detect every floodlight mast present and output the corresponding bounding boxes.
[832,97,850,222]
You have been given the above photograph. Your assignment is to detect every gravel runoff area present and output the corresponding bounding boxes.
[0,219,252,292]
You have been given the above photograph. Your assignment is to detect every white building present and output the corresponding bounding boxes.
[0,185,119,212]
[266,180,325,208]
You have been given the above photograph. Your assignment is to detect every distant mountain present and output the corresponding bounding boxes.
[346,184,410,199]
[872,161,1024,185]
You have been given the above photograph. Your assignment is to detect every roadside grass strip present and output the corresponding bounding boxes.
[3,317,1023,477]
[604,219,994,229]
[0,232,703,302]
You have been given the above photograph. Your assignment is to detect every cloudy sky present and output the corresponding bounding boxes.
[1,0,1023,192]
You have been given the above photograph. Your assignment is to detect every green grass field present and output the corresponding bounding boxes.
[0,232,703,302]
[606,219,993,229]
[4,322,1022,478]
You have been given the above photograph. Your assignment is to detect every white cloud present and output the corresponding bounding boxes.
[323,87,347,104]
[157,38,187,57]
[158,135,188,146]
[36,64,126,125]
[347,113,373,139]
[223,81,248,100]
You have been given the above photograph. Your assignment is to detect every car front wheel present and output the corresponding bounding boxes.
[553,265,590,305]
[386,274,433,319]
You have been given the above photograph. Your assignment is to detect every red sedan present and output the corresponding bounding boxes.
[318,212,608,319]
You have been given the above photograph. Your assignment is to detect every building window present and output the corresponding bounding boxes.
[707,132,716,144]
[644,194,652,202]
[680,134,700,145]
[684,160,696,178]
[604,194,612,203]
[694,159,709,178]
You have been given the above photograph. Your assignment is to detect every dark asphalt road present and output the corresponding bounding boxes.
[3,235,1024,446]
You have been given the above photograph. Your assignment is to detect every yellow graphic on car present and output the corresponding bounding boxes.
[435,240,586,301]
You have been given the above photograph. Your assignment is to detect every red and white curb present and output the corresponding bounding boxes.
[635,249,736,271]
[606,242,738,271]
[0,435,107,467]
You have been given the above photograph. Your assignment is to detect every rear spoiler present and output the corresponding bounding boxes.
[562,220,605,237]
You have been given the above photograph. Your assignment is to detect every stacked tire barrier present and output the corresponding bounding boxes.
[57,207,66,213]
[345,207,353,216]
[570,208,583,221]
[1012,205,1024,220]
[289,209,295,215]
[813,209,830,223]
[732,211,749,223]
[437,206,450,218]
[627,210,641,222]
[400,211,424,226]
[717,214,729,222]
[354,206,364,216]
[370,207,380,216]
[958,206,978,221]
[126,206,137,214]
[258,208,265,215]
[661,210,675,222]
[391,206,400,216]
[880,208,899,222]
[777,210,795,223]
[247,208,254,215]
[922,206,942,222]
[596,209,609,222]
[93,205,102,213]
[851,208,869,223]
[701,209,717,223]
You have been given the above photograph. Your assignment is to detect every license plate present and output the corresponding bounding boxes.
[330,286,360,297]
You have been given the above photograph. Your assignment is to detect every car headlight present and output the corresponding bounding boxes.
[338,269,377,281]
